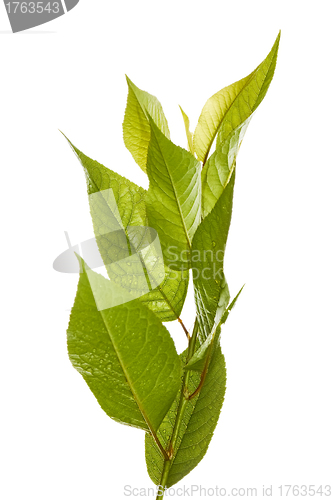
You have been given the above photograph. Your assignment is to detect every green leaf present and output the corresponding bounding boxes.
[145,346,226,487]
[202,117,250,217]
[183,331,214,372]
[64,137,189,322]
[146,119,202,270]
[62,35,281,495]
[194,32,280,164]
[145,286,242,484]
[192,171,235,341]
[139,266,189,322]
[185,285,244,372]
[123,76,170,173]
[179,106,194,155]
[67,258,182,433]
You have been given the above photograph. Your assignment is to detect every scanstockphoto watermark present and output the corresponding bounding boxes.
[124,485,259,497]
[123,484,332,497]
[167,246,225,265]
[166,246,226,281]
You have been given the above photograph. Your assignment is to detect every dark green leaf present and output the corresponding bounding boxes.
[146,119,201,270]
[145,347,226,487]
[67,258,182,433]
[192,171,235,342]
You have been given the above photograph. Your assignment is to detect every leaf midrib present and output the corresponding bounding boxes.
[200,72,253,166]
[150,126,192,249]
[200,45,278,165]
[100,307,156,433]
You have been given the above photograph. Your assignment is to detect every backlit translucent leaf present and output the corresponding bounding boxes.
[64,137,189,322]
[145,346,226,487]
[123,76,170,172]
[146,119,201,270]
[67,258,182,433]
[202,116,250,217]
[194,32,280,164]
[179,106,194,155]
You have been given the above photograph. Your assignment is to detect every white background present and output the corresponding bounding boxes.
[1,1,332,499]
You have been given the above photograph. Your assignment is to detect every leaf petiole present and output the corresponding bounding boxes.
[178,317,190,340]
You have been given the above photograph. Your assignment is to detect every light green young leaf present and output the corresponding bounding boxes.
[179,106,194,155]
[123,76,170,172]
[192,171,235,342]
[202,116,251,217]
[194,32,280,164]
[145,346,226,487]
[67,258,182,433]
[146,119,201,270]
[64,137,189,322]
[185,285,244,372]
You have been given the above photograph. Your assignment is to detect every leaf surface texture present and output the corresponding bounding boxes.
[145,347,226,487]
[68,260,182,433]
[123,76,170,172]
[194,32,280,164]
[146,120,201,270]
[66,138,189,321]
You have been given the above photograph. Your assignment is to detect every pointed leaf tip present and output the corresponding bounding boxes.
[194,32,281,164]
[123,78,170,172]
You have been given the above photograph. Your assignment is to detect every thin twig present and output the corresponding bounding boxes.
[150,430,170,462]
[178,317,190,339]
[188,341,213,400]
